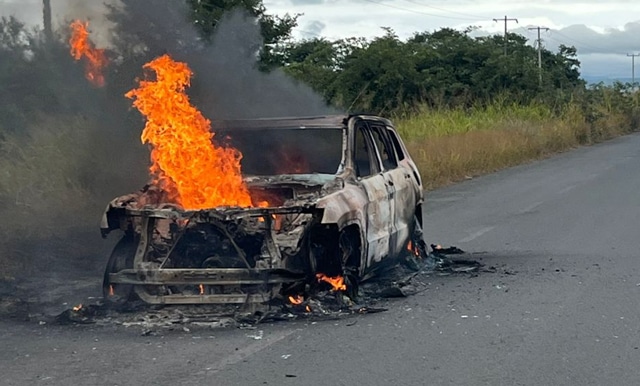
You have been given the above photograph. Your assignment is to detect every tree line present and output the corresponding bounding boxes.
[0,0,635,132]
[189,1,586,115]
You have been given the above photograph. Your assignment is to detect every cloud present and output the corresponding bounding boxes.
[550,22,640,55]
[300,20,326,37]
[470,22,640,77]
[578,53,630,78]
[503,21,640,56]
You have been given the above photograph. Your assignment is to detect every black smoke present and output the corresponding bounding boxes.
[0,0,335,317]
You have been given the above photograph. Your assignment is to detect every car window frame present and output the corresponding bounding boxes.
[385,127,407,162]
[353,121,381,178]
[367,123,399,171]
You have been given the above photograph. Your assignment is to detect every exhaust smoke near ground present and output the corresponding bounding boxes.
[0,0,333,317]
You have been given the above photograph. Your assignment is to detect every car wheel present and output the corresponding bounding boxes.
[102,235,136,306]
[339,228,361,300]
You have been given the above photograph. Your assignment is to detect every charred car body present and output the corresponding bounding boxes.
[100,115,425,305]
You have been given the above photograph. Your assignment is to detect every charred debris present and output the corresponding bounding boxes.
[53,244,483,329]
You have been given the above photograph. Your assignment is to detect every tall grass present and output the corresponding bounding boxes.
[397,98,639,190]
[396,102,555,140]
[0,114,135,278]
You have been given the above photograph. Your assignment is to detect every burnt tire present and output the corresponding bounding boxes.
[411,213,428,259]
[102,235,137,306]
[339,228,361,300]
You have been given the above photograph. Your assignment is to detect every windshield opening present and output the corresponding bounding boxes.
[217,128,343,176]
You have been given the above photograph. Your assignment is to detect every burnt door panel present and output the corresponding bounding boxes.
[368,123,416,257]
[353,122,392,269]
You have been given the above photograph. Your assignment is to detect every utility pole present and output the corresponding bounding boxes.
[43,0,53,43]
[529,26,549,87]
[493,15,518,55]
[627,53,639,88]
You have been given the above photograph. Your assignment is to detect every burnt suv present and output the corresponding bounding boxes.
[100,114,426,305]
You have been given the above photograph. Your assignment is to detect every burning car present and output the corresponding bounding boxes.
[100,115,425,306]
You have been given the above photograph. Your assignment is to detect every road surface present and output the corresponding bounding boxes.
[2,133,640,385]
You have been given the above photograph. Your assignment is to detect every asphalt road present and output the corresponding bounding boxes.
[2,133,640,386]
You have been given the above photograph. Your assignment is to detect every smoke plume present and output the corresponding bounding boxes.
[0,0,334,316]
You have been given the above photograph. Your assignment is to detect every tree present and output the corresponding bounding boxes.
[278,26,588,114]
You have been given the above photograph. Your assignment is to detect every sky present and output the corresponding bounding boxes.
[1,0,639,81]
[262,0,640,81]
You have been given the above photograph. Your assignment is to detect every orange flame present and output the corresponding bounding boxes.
[199,284,205,295]
[69,20,108,87]
[316,273,347,292]
[407,240,420,257]
[125,54,253,210]
[72,304,83,312]
[288,295,303,305]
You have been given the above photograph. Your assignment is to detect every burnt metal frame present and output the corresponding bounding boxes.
[107,207,313,304]
[102,114,419,304]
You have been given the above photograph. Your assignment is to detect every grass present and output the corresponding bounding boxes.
[0,114,144,279]
[396,102,555,140]
[396,100,639,190]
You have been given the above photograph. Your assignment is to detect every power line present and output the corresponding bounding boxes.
[361,0,480,21]
[398,0,488,20]
[493,15,518,55]
[549,30,608,54]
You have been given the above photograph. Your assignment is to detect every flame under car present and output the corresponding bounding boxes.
[100,115,426,305]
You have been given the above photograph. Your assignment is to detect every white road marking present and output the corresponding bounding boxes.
[519,201,543,213]
[458,226,495,243]
[557,185,576,195]
[204,329,297,373]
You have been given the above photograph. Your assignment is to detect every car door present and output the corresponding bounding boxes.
[352,120,393,269]
[366,122,417,257]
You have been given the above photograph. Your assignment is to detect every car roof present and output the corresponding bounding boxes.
[212,114,393,130]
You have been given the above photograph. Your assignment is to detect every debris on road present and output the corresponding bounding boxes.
[42,244,486,331]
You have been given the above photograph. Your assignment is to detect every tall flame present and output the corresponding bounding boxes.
[69,20,108,87]
[316,273,347,292]
[125,54,253,209]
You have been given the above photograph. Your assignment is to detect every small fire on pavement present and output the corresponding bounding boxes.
[288,295,304,305]
[407,240,420,257]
